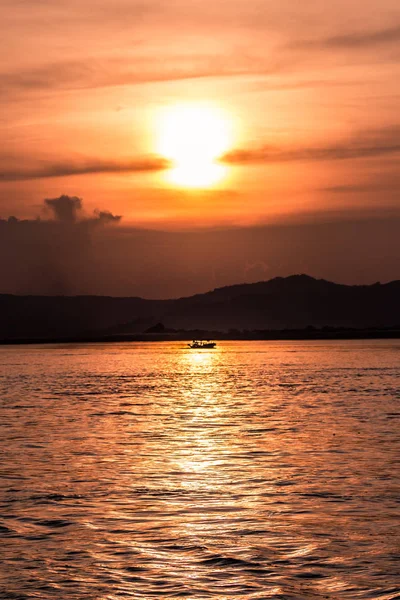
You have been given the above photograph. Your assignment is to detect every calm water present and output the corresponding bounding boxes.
[0,341,399,600]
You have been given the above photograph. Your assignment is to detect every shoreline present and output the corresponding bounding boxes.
[1,328,399,345]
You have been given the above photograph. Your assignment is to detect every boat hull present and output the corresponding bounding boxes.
[188,341,216,349]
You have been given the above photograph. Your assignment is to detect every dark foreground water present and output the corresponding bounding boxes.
[0,341,399,600]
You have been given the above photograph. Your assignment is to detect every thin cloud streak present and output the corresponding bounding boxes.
[295,23,400,50]
[0,55,287,97]
[324,176,400,194]
[0,157,170,182]
[222,127,400,165]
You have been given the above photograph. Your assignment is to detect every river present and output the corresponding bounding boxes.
[0,341,399,599]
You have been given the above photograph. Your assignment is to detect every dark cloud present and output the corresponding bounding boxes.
[45,195,82,222]
[0,157,170,182]
[93,210,122,224]
[42,195,121,225]
[223,126,400,165]
[0,199,399,298]
[0,196,122,295]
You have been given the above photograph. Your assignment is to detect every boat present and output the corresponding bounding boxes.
[188,340,216,349]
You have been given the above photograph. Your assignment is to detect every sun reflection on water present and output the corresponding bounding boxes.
[171,347,226,479]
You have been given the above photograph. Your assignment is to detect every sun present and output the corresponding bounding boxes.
[156,103,232,188]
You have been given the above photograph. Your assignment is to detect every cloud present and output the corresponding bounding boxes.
[222,126,400,165]
[323,173,400,194]
[0,207,399,298]
[0,54,281,99]
[93,210,122,224]
[42,195,122,225]
[0,156,170,182]
[45,195,82,222]
[0,196,122,295]
[4,195,122,227]
[44,195,120,226]
[1,3,399,107]
[299,23,400,50]
[2,127,400,186]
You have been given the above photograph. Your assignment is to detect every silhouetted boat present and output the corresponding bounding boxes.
[188,340,216,349]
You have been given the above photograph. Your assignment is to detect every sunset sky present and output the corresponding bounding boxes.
[1,0,399,297]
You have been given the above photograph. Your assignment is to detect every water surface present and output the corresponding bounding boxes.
[0,341,399,599]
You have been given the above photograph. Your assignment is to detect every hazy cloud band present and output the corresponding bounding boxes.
[2,128,400,183]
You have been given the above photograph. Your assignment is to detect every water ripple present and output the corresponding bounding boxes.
[0,340,399,599]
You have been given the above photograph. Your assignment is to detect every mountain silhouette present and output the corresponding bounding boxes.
[0,275,399,341]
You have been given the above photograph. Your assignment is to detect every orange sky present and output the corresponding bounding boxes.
[1,0,400,228]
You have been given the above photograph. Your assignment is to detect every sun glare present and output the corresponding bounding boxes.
[157,104,232,188]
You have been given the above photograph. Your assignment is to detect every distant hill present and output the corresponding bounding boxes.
[0,274,399,341]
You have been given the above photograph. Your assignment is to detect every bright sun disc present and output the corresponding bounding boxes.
[157,104,232,188]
